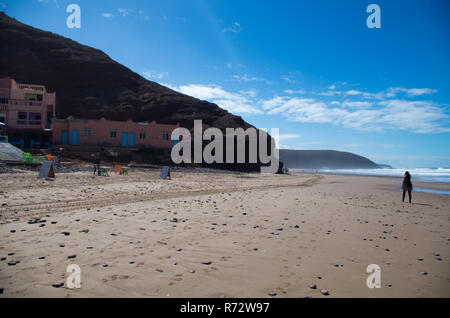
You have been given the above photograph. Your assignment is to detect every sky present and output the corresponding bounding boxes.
[4,0,450,167]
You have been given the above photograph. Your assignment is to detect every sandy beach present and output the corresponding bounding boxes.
[0,166,449,298]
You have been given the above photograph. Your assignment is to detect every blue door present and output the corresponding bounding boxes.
[61,130,68,145]
[71,129,79,145]
[172,134,178,147]
[121,132,128,146]
[129,132,135,146]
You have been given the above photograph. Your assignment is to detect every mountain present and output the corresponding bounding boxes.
[0,12,250,131]
[279,150,381,169]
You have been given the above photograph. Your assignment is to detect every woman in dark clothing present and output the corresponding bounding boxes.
[402,171,413,203]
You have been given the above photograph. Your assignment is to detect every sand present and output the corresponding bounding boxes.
[0,166,449,297]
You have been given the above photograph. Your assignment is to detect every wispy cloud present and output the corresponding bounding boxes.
[141,71,168,80]
[233,74,271,84]
[262,95,450,133]
[281,75,297,84]
[284,89,306,95]
[223,22,242,33]
[102,13,114,18]
[279,134,302,140]
[172,84,262,114]
[118,8,134,17]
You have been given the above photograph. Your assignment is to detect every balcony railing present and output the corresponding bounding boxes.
[16,120,41,126]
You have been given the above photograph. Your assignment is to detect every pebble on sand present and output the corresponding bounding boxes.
[67,254,77,259]
[320,290,330,296]
[420,271,428,275]
[52,282,64,288]
[268,291,277,296]
[309,284,317,289]
[201,261,212,265]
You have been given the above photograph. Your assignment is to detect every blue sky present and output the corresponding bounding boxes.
[5,0,450,167]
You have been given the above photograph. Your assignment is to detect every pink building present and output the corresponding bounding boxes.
[52,117,179,149]
[0,78,56,148]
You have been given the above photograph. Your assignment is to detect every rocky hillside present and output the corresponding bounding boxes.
[0,13,250,131]
[279,150,380,170]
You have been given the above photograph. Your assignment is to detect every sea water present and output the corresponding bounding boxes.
[290,168,450,184]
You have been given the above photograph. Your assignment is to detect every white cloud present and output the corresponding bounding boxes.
[281,76,297,84]
[102,13,114,18]
[118,8,134,17]
[341,101,372,108]
[233,74,271,84]
[386,87,438,97]
[284,89,306,95]
[174,84,262,114]
[262,96,450,133]
[279,134,302,140]
[240,89,257,98]
[223,22,242,33]
[141,71,168,80]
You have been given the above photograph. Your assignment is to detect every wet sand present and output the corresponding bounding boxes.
[0,167,449,297]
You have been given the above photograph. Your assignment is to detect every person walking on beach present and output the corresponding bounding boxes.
[402,171,413,203]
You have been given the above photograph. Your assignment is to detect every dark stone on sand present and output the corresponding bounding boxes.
[68,255,77,259]
[309,284,317,289]
[102,264,109,267]
[10,230,15,233]
[39,224,45,227]
[436,257,442,261]
[0,258,5,261]
[420,271,428,275]
[39,256,46,259]
[201,261,212,265]
[62,232,70,236]
[417,258,423,261]
[7,261,18,266]
[81,229,89,233]
[320,290,330,296]
[7,253,14,256]
[111,233,118,236]
[333,264,339,267]
[170,218,178,223]
[52,282,64,288]
[129,261,135,264]
[268,291,277,296]
[0,288,3,294]
[51,221,57,224]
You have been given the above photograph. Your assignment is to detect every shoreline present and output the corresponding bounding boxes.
[291,170,450,191]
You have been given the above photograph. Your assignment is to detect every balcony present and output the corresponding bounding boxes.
[16,120,41,126]
[7,118,43,129]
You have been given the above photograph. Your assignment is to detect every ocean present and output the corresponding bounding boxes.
[290,167,450,184]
